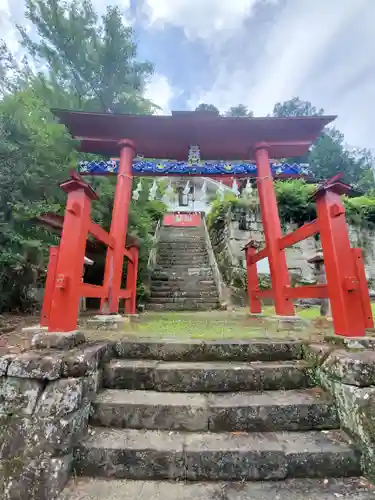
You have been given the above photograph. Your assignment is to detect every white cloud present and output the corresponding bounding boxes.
[145,0,272,40]
[184,0,375,148]
[145,73,176,114]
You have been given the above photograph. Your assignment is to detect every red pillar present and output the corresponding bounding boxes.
[124,245,139,314]
[255,144,294,315]
[245,245,262,314]
[315,185,367,336]
[101,139,136,313]
[48,180,97,332]
[40,246,59,327]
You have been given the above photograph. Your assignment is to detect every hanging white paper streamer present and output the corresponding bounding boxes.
[148,179,158,200]
[132,179,142,201]
[231,178,240,197]
[200,180,207,202]
[243,179,253,198]
[162,180,174,204]
[183,180,191,195]
[218,181,225,201]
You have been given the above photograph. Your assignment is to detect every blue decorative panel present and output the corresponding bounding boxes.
[78,158,311,177]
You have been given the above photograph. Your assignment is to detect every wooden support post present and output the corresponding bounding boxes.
[40,246,59,327]
[101,140,136,313]
[48,178,97,332]
[245,246,262,314]
[124,245,139,314]
[315,184,368,336]
[255,144,294,315]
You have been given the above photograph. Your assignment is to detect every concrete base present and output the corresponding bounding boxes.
[22,324,48,334]
[83,314,138,331]
[31,330,86,350]
[324,334,375,350]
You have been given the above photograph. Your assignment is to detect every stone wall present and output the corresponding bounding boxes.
[208,204,375,300]
[305,340,375,481]
[0,337,113,500]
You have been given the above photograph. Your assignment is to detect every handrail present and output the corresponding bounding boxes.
[147,218,162,269]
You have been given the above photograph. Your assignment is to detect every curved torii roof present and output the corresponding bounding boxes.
[52,109,336,160]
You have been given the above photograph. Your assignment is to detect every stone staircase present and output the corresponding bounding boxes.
[60,340,370,499]
[147,225,220,311]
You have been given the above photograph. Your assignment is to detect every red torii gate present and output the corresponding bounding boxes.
[43,110,373,336]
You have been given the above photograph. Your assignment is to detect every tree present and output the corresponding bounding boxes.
[273,97,324,117]
[18,0,156,114]
[226,104,253,117]
[195,103,220,114]
[273,97,375,190]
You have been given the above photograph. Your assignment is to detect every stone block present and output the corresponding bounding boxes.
[303,343,333,366]
[82,370,102,402]
[103,359,158,390]
[32,330,85,350]
[62,342,114,377]
[0,353,16,377]
[184,432,287,480]
[322,350,375,386]
[8,352,63,381]
[0,377,43,416]
[35,378,84,417]
[91,390,209,432]
[75,428,185,479]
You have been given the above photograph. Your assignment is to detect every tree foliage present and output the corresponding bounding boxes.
[225,104,253,117]
[194,103,220,114]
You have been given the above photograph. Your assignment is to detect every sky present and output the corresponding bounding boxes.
[1,0,375,150]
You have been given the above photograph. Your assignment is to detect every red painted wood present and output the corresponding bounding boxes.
[245,247,262,314]
[163,212,201,227]
[315,187,366,336]
[279,220,319,250]
[247,247,268,264]
[124,246,139,314]
[89,221,114,247]
[80,283,108,298]
[285,284,329,299]
[48,189,92,332]
[40,246,59,327]
[255,145,294,316]
[101,140,135,313]
[352,248,374,329]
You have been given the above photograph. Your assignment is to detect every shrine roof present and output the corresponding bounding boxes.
[52,109,336,160]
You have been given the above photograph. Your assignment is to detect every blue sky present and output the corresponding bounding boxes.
[2,0,375,150]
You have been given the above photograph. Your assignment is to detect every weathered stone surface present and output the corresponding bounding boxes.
[207,388,338,432]
[283,430,361,478]
[184,431,287,480]
[8,352,63,380]
[0,377,43,416]
[75,428,360,481]
[91,389,209,431]
[329,381,375,478]
[0,353,16,377]
[321,350,375,386]
[303,344,333,366]
[35,378,84,417]
[82,370,102,402]
[153,361,311,392]
[32,331,85,350]
[1,453,72,500]
[103,359,158,390]
[75,428,185,479]
[62,342,114,377]
[58,478,375,500]
[115,339,205,362]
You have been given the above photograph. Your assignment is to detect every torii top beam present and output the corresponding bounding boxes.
[52,109,335,161]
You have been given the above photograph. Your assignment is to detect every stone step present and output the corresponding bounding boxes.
[73,427,360,480]
[103,360,311,391]
[59,478,374,500]
[151,279,216,288]
[145,302,220,311]
[113,340,304,362]
[156,262,210,268]
[148,297,219,304]
[150,291,218,298]
[151,270,213,280]
[90,388,338,432]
